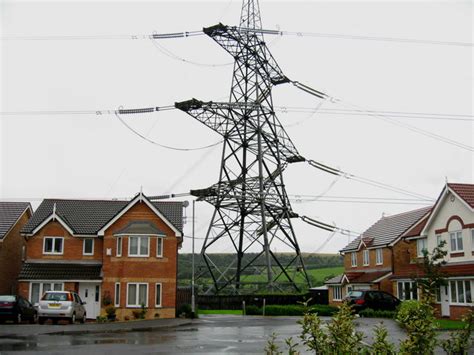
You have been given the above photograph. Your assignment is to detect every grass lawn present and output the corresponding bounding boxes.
[436,319,466,330]
[199,309,243,315]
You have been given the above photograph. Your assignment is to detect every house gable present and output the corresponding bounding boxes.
[98,193,182,237]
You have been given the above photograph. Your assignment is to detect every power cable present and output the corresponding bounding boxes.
[114,109,223,151]
[299,215,360,237]
[290,81,474,152]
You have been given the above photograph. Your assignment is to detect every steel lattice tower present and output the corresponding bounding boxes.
[175,0,310,293]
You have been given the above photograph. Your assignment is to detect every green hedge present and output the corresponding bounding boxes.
[358,308,397,319]
[244,304,337,316]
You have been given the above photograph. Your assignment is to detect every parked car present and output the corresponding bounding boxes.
[343,290,400,312]
[0,295,38,324]
[37,291,86,324]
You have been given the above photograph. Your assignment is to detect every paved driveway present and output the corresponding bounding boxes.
[0,315,459,354]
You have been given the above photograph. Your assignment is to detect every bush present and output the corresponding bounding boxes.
[245,305,262,315]
[176,303,197,318]
[265,305,304,316]
[359,308,397,319]
[309,304,338,316]
[396,300,437,354]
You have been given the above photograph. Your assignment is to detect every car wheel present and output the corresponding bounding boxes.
[15,313,22,324]
[38,317,46,325]
[70,313,76,324]
[52,318,58,325]
[80,313,86,324]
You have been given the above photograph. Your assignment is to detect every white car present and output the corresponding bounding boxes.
[38,291,87,324]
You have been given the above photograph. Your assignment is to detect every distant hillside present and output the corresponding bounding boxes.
[178,252,343,287]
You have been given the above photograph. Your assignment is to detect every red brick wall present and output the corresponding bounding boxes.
[26,221,103,261]
[343,247,392,271]
[101,202,178,319]
[0,210,30,294]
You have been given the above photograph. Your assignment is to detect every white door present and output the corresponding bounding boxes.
[441,285,450,317]
[79,283,101,319]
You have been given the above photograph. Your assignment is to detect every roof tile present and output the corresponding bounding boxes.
[0,202,31,240]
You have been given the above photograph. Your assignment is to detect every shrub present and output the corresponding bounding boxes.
[245,305,262,315]
[265,305,304,316]
[442,309,474,354]
[309,304,338,316]
[177,303,198,318]
[359,308,397,319]
[396,300,437,354]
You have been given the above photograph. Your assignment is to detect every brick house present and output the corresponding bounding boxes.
[0,202,32,294]
[392,183,474,319]
[18,192,183,320]
[325,206,431,306]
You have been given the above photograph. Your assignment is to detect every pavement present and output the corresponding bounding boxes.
[0,318,192,338]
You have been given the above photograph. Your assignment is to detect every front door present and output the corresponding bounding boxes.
[441,285,450,317]
[78,283,101,319]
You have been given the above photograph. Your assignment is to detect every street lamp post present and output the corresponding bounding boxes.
[191,199,196,318]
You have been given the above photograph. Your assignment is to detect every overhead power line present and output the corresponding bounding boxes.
[114,110,222,151]
[3,27,472,47]
[291,81,474,152]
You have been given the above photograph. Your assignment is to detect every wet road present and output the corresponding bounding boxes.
[0,314,444,354]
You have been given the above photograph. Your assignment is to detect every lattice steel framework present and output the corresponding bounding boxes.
[175,0,310,293]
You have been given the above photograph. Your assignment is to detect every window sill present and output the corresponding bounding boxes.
[126,305,149,308]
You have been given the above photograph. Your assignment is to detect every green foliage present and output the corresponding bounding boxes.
[326,301,366,353]
[414,240,447,303]
[96,315,107,323]
[265,305,306,316]
[245,305,262,315]
[264,333,281,355]
[285,337,300,355]
[441,309,474,354]
[298,311,328,353]
[177,303,198,318]
[244,304,337,316]
[371,322,396,354]
[396,300,438,354]
[105,305,116,317]
[359,308,397,319]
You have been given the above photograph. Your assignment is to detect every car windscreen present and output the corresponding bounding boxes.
[0,296,16,302]
[41,293,69,301]
[347,291,363,297]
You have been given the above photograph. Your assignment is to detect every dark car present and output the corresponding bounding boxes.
[0,295,38,324]
[343,290,400,312]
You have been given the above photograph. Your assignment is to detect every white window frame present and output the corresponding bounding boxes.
[155,283,162,307]
[29,282,64,304]
[156,237,163,258]
[397,281,418,301]
[436,235,443,247]
[351,252,357,267]
[83,238,94,256]
[375,248,383,265]
[126,282,148,307]
[128,236,150,257]
[116,237,122,257]
[363,249,369,266]
[417,238,428,257]
[471,230,474,251]
[43,237,64,255]
[114,282,120,307]
[450,231,463,252]
[450,280,473,305]
[333,286,342,301]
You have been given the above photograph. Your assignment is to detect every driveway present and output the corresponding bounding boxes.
[0,315,461,354]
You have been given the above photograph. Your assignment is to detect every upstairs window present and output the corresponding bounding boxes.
[351,252,357,267]
[363,250,369,266]
[450,231,463,252]
[116,237,122,257]
[43,237,63,255]
[471,230,474,250]
[129,236,150,257]
[156,237,163,258]
[83,238,94,255]
[375,248,383,265]
[417,238,428,257]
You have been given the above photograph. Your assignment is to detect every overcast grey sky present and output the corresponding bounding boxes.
[1,0,472,254]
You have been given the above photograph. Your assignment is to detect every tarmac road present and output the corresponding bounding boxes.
[0,314,460,354]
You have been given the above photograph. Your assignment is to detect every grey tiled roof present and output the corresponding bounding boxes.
[21,197,183,235]
[18,262,102,280]
[324,274,344,285]
[114,221,166,236]
[0,202,31,240]
[341,206,432,252]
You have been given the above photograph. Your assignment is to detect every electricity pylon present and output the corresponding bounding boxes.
[175,0,310,294]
